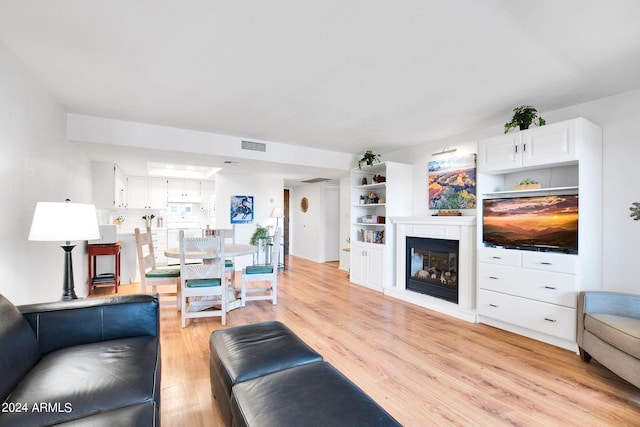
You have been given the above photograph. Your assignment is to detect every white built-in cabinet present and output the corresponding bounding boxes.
[167,179,201,202]
[127,177,168,209]
[350,242,385,289]
[92,162,128,209]
[476,118,603,352]
[350,161,412,291]
[478,120,577,172]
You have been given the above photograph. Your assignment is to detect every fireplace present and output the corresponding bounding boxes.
[389,216,475,322]
[406,237,459,303]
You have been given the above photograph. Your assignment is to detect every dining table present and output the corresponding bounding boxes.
[163,243,257,260]
[164,243,257,311]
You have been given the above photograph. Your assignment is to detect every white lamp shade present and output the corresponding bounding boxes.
[271,207,284,218]
[29,202,101,242]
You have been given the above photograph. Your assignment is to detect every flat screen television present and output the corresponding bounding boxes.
[482,194,578,254]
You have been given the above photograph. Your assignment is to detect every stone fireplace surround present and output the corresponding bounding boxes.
[387,216,477,322]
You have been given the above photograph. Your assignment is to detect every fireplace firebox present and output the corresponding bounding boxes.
[406,237,459,304]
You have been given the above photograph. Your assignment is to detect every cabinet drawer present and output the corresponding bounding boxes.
[478,264,577,307]
[522,252,576,274]
[478,263,521,291]
[478,247,521,266]
[478,290,576,341]
[525,270,577,307]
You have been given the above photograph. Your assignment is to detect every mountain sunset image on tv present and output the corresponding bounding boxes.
[483,195,579,253]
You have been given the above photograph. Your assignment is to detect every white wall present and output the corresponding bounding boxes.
[385,89,640,295]
[0,40,93,304]
[214,173,283,271]
[338,174,351,271]
[289,182,340,263]
[323,185,340,262]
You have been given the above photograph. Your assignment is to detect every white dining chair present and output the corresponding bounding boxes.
[179,231,227,327]
[205,228,236,289]
[241,228,280,306]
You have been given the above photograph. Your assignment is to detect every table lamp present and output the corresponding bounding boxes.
[28,199,100,300]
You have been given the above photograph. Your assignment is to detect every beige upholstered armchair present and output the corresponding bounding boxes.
[577,291,640,388]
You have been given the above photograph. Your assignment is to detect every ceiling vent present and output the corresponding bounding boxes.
[241,140,266,152]
[301,178,332,183]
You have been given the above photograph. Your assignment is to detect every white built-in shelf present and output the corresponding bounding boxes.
[354,183,386,190]
[352,203,386,208]
[353,222,386,227]
[483,186,579,196]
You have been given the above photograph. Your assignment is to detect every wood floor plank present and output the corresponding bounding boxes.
[92,256,640,426]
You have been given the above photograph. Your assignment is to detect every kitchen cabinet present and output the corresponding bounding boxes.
[128,177,167,209]
[478,120,577,173]
[152,229,168,266]
[92,162,127,209]
[167,179,201,202]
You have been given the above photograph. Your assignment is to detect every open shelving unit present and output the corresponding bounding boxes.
[349,161,412,291]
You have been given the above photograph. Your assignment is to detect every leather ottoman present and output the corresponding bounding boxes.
[230,361,401,427]
[209,321,323,426]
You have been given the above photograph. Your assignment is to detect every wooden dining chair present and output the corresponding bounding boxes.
[134,227,180,302]
[241,228,280,306]
[180,231,227,327]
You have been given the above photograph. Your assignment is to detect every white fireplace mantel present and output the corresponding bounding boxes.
[387,216,477,322]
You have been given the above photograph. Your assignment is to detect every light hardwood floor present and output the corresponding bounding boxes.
[93,256,640,426]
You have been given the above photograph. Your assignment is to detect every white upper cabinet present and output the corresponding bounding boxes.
[92,162,127,209]
[478,132,521,172]
[167,179,201,203]
[147,178,168,208]
[128,177,167,209]
[479,120,577,173]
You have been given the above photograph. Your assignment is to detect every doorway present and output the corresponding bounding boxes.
[283,189,290,258]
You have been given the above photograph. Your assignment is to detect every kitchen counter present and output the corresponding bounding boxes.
[117,227,168,236]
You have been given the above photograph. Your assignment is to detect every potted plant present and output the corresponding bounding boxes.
[250,224,273,264]
[504,105,546,133]
[250,224,272,246]
[513,178,541,190]
[358,150,381,169]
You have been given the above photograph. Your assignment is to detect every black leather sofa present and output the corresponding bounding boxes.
[0,293,161,426]
[210,321,401,427]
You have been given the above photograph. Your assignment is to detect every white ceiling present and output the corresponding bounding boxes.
[1,0,640,178]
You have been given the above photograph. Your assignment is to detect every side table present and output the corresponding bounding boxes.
[88,242,121,295]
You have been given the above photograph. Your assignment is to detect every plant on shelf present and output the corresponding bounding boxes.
[358,150,381,169]
[514,178,541,190]
[518,178,538,185]
[504,105,546,133]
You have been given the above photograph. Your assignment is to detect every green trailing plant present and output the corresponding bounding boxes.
[358,150,381,169]
[504,105,546,133]
[250,224,272,246]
